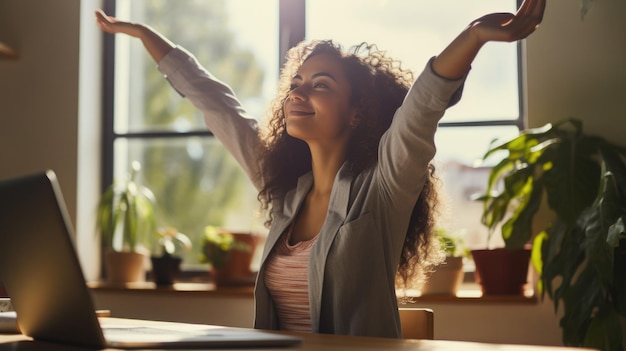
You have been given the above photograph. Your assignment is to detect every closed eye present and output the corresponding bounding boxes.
[290,71,336,91]
[288,81,329,91]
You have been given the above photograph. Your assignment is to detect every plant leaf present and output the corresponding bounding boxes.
[504,177,544,249]
[613,240,626,317]
[579,207,614,289]
[607,217,625,247]
[483,122,554,160]
[542,137,600,226]
[542,222,585,311]
[531,230,548,295]
[559,264,602,346]
[583,303,623,350]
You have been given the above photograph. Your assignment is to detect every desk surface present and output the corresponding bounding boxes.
[0,317,597,351]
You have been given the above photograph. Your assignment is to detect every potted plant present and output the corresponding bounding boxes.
[470,245,532,296]
[469,219,532,296]
[150,227,192,285]
[200,226,258,286]
[478,118,626,349]
[96,161,157,283]
[420,228,469,296]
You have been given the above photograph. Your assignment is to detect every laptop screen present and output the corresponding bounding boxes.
[0,171,107,347]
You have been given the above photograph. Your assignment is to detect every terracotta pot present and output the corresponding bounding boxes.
[471,248,531,295]
[104,249,146,283]
[421,256,464,296]
[151,255,182,286]
[212,232,259,287]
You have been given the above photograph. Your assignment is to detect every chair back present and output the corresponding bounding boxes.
[398,307,434,339]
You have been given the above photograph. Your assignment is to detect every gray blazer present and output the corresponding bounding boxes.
[159,46,466,338]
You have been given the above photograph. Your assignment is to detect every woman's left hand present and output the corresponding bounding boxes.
[432,0,546,80]
[470,0,546,45]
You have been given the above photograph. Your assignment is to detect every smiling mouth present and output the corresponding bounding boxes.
[288,110,314,117]
[289,111,313,117]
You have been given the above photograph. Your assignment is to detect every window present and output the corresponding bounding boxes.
[306,0,523,251]
[104,0,278,267]
[103,0,523,269]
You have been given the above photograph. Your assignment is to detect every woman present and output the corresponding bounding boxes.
[96,0,545,338]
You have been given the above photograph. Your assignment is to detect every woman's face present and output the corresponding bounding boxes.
[283,53,357,147]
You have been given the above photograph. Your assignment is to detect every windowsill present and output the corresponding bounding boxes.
[401,285,537,304]
[88,281,537,304]
[87,281,255,297]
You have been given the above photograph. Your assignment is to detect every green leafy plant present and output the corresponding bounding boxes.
[154,227,192,257]
[97,161,157,252]
[479,118,626,350]
[435,228,469,258]
[200,226,251,270]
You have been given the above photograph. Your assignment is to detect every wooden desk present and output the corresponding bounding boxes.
[0,318,598,351]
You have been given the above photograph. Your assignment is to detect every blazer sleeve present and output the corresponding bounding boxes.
[375,57,467,209]
[157,46,265,190]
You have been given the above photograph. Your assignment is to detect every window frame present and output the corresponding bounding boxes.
[101,0,526,273]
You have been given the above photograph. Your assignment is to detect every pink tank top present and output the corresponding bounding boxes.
[264,224,318,332]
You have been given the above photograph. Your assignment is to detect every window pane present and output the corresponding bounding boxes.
[114,137,264,266]
[111,0,277,267]
[433,126,520,250]
[306,0,520,122]
[114,0,278,133]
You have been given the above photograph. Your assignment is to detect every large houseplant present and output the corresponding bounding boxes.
[97,161,157,283]
[479,118,626,350]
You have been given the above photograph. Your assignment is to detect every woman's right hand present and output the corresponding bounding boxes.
[95,9,144,38]
[95,9,175,63]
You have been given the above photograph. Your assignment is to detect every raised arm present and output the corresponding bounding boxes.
[95,9,265,189]
[432,0,545,79]
[95,9,174,63]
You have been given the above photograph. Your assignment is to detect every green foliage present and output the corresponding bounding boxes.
[132,0,265,265]
[155,227,192,257]
[200,226,251,270]
[143,0,264,129]
[435,228,469,258]
[480,118,626,349]
[97,161,157,253]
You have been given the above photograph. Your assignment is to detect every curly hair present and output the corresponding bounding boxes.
[256,40,442,287]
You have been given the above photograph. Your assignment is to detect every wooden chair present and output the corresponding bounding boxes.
[398,307,434,339]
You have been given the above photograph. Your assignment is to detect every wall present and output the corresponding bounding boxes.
[527,0,626,144]
[92,290,256,328]
[0,0,102,279]
[0,1,81,210]
[1,0,624,346]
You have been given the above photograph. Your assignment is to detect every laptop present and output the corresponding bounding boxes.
[0,170,301,349]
